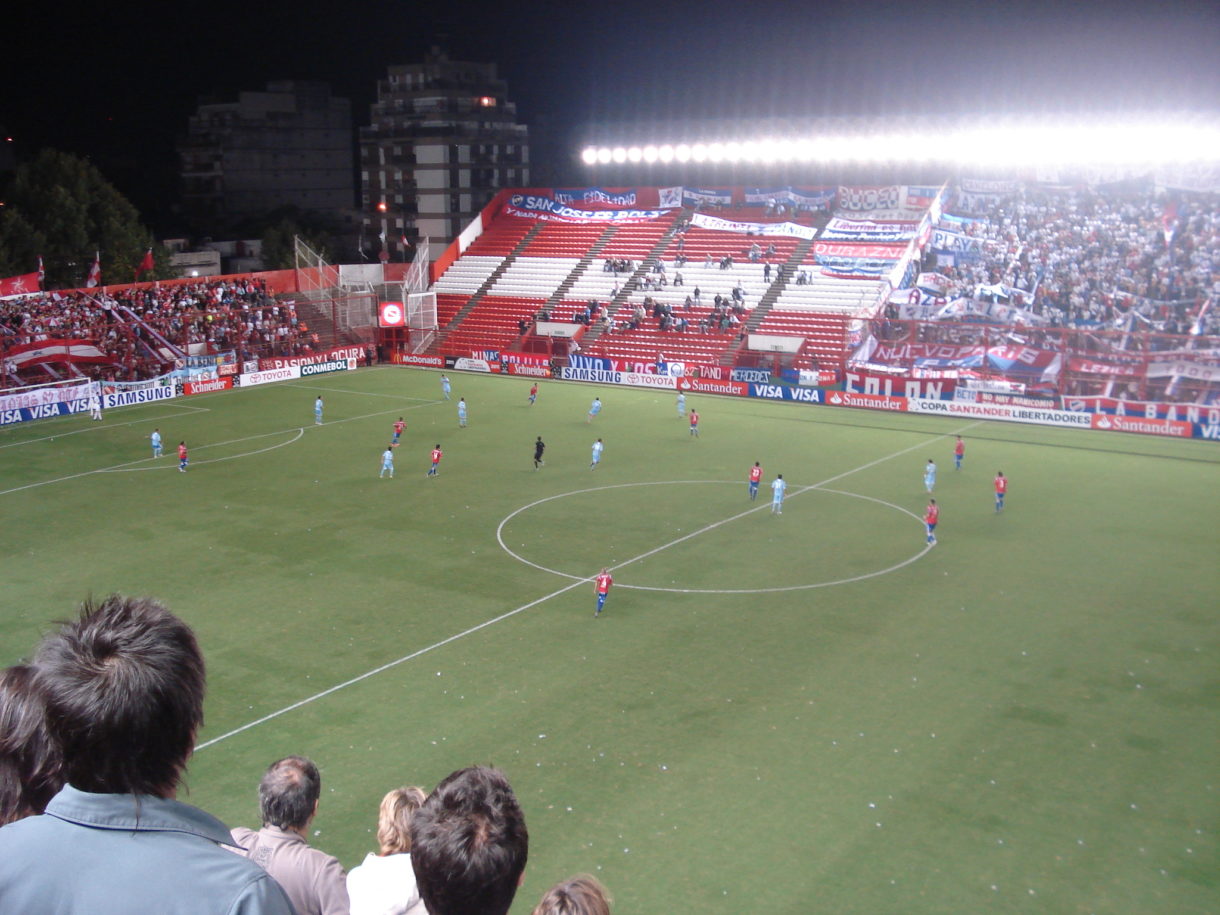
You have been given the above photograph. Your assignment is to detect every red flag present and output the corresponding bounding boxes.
[85,252,101,288]
[37,256,45,290]
[136,248,154,277]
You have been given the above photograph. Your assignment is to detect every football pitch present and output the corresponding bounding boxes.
[1,366,1217,913]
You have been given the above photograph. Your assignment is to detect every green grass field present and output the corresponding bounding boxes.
[2,366,1217,913]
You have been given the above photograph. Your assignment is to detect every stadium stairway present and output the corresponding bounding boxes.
[579,213,688,351]
[435,223,544,347]
[542,224,618,312]
[719,236,815,365]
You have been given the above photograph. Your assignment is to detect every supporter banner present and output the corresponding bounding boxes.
[959,178,1019,194]
[0,272,40,297]
[815,256,893,278]
[748,383,823,403]
[378,301,406,327]
[218,363,239,377]
[177,351,236,370]
[888,288,950,318]
[916,273,950,295]
[239,366,302,387]
[689,213,817,240]
[908,398,1090,427]
[553,187,638,207]
[500,351,551,366]
[505,194,667,223]
[658,186,683,208]
[1146,361,1220,382]
[905,186,941,208]
[743,186,837,209]
[183,377,234,396]
[675,376,748,396]
[731,367,772,384]
[393,353,444,367]
[259,345,366,371]
[953,191,1005,216]
[505,362,552,378]
[822,218,918,242]
[825,390,908,412]
[1091,414,1192,437]
[837,186,905,211]
[1062,396,1220,426]
[1066,356,1143,377]
[101,386,176,410]
[811,241,903,259]
[796,369,840,387]
[841,208,928,222]
[931,228,984,258]
[300,358,352,377]
[682,188,734,205]
[862,342,1061,378]
[101,376,172,395]
[938,212,985,228]
[5,338,111,368]
[0,381,90,415]
[845,371,957,400]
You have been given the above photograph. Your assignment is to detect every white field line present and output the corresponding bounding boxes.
[195,422,978,751]
[0,405,211,451]
[0,400,437,497]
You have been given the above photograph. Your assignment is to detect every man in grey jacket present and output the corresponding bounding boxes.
[232,755,350,915]
[0,595,293,914]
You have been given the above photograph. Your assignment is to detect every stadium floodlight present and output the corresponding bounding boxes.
[627,146,643,163]
[611,147,628,164]
[579,115,1220,168]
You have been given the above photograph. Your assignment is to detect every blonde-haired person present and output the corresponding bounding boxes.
[532,875,612,915]
[346,787,428,915]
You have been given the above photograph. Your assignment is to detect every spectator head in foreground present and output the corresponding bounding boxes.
[531,875,612,915]
[36,593,204,797]
[378,785,427,855]
[410,766,529,915]
[0,595,294,913]
[0,664,64,825]
[259,755,322,832]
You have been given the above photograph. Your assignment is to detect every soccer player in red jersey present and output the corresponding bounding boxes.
[594,568,613,617]
[427,444,443,477]
[994,470,1007,512]
[748,462,763,500]
[954,435,965,470]
[177,441,189,473]
[528,383,538,405]
[924,499,939,545]
[392,418,405,444]
[689,409,700,437]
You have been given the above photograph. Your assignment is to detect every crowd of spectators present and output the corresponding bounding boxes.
[1,278,319,384]
[0,594,614,915]
[938,187,1219,336]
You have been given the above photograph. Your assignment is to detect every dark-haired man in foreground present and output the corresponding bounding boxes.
[0,595,293,914]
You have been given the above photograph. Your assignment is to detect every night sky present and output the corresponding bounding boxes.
[3,0,1216,230]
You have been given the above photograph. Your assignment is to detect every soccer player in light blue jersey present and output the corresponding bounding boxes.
[677,392,686,416]
[380,445,395,478]
[314,396,323,425]
[150,428,162,458]
[458,397,467,427]
[590,438,603,469]
[587,397,602,422]
[924,459,937,493]
[771,474,787,514]
[440,374,451,400]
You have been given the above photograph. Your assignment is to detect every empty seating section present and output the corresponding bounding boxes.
[521,224,605,257]
[770,277,885,315]
[598,217,676,258]
[463,217,535,257]
[485,257,576,299]
[441,295,545,354]
[753,310,849,365]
